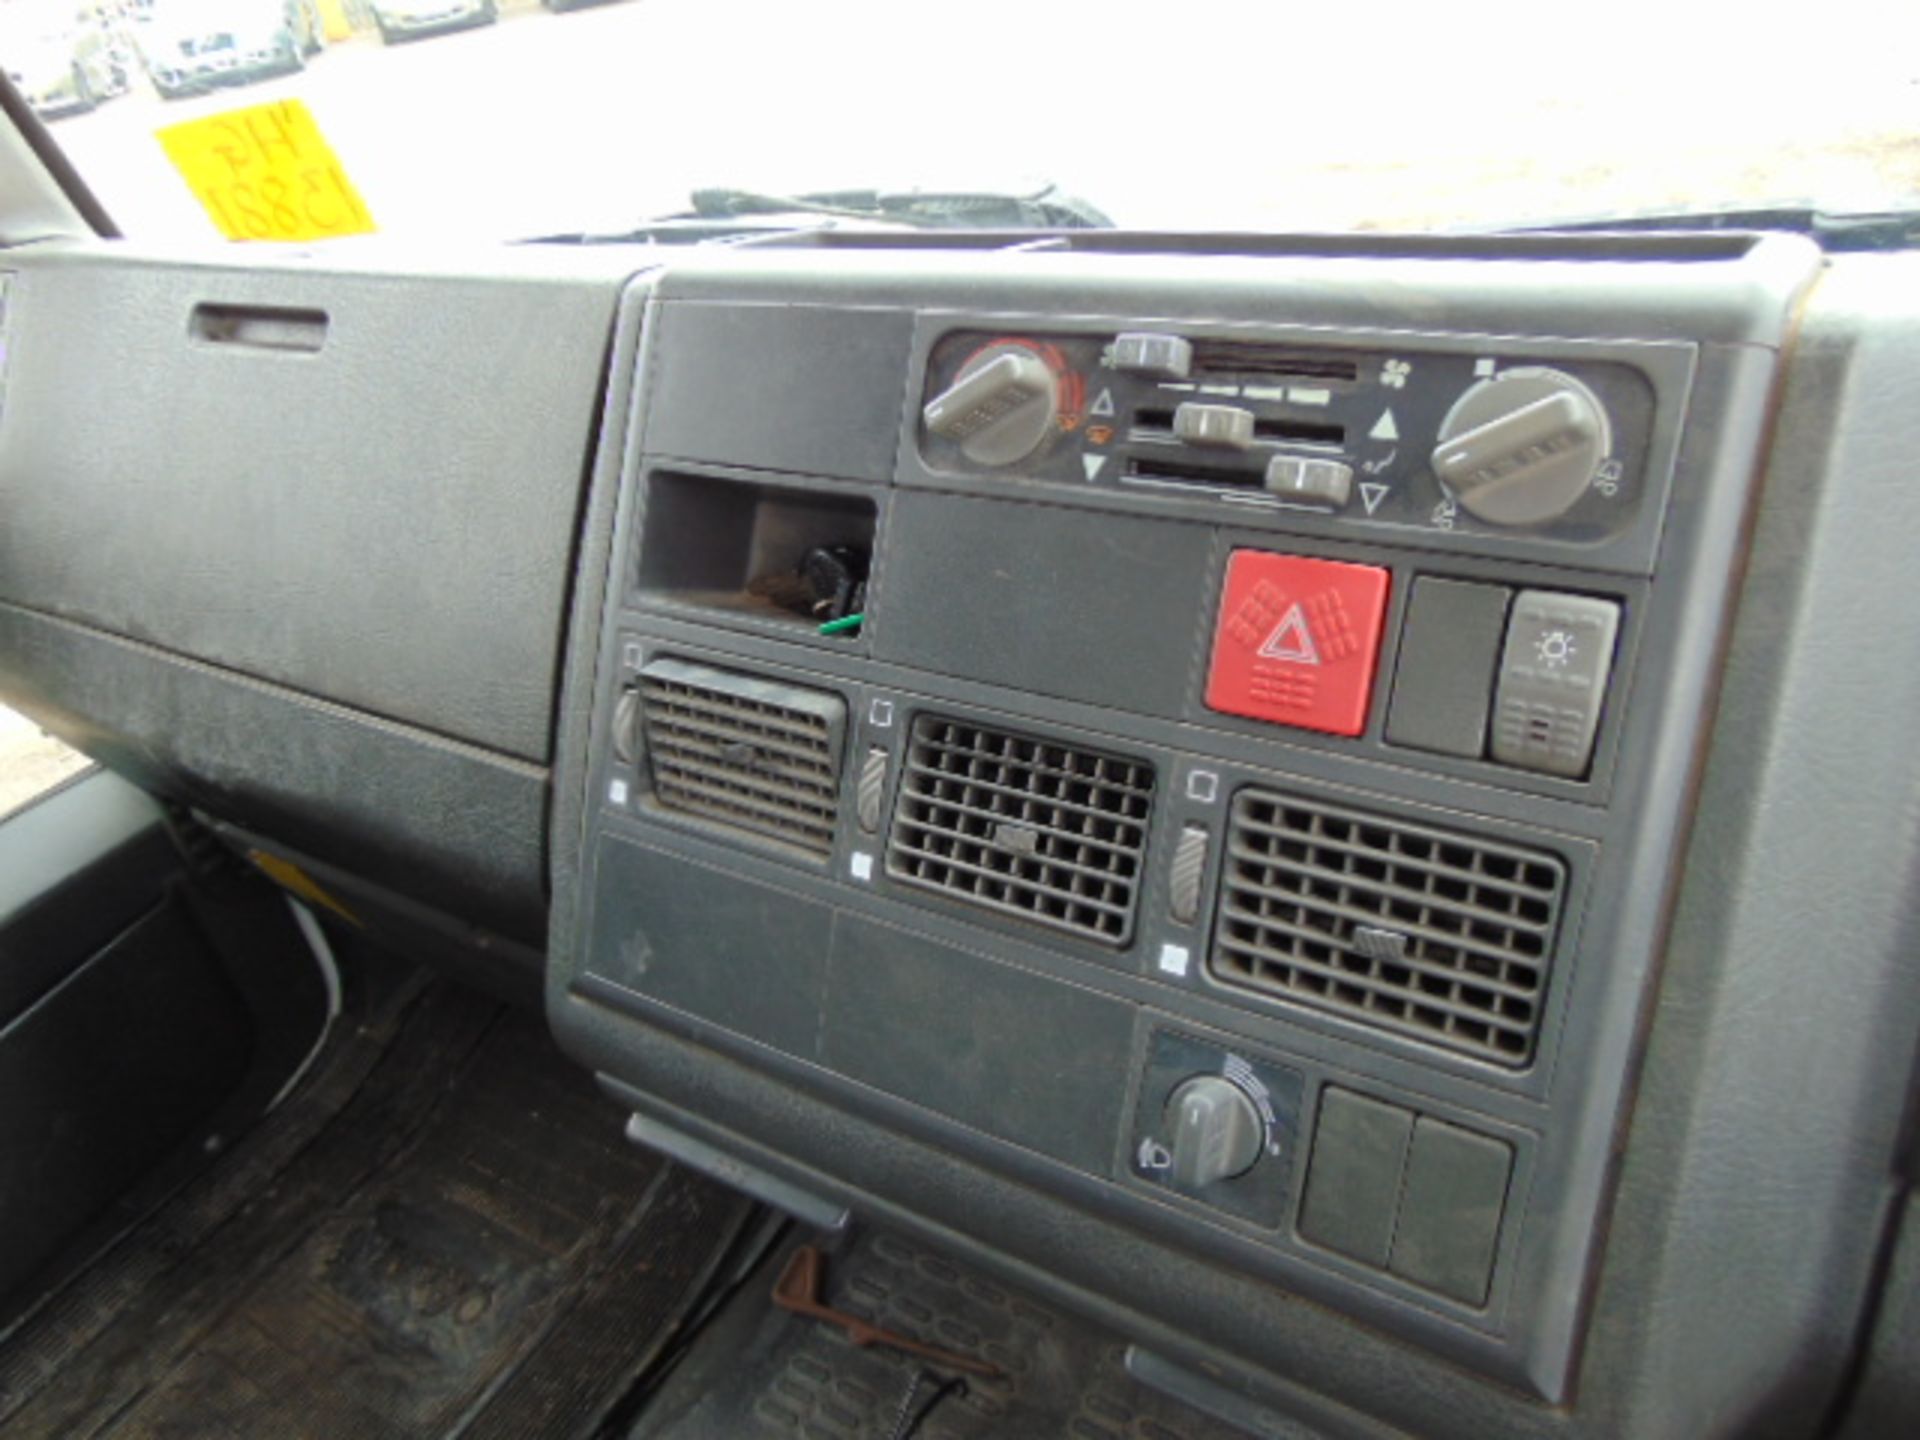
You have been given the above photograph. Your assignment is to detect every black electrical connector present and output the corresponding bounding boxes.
[800,545,869,623]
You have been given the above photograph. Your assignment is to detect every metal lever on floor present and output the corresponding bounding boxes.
[769,1246,1002,1378]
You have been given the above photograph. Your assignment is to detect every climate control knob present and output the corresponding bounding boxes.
[922,341,1060,467]
[1164,1075,1264,1190]
[1431,367,1612,527]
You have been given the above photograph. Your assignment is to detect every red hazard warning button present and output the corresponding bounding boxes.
[1205,551,1391,737]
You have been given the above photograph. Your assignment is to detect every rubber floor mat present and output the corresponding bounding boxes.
[0,979,758,1440]
[631,1230,1255,1440]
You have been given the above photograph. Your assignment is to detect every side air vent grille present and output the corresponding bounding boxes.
[1211,790,1567,1065]
[885,716,1156,946]
[638,658,845,859]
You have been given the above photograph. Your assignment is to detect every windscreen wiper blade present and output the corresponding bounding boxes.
[518,214,848,246]
[523,184,1114,246]
[681,183,1114,230]
[1499,204,1920,253]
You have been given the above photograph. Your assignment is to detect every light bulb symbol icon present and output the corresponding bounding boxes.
[1535,630,1577,669]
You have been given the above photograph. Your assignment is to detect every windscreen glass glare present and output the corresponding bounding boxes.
[2,0,1915,241]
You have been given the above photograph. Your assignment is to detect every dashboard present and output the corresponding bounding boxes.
[3,228,1918,1439]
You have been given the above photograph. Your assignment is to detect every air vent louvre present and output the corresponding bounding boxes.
[1211,790,1566,1065]
[886,716,1156,945]
[638,658,845,858]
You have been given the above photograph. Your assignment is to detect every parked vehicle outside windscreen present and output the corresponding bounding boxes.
[1,0,131,117]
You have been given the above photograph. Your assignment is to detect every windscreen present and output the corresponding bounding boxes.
[2,0,1915,240]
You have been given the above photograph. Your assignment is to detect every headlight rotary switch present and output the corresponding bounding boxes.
[1165,1074,1265,1190]
[922,340,1061,467]
[1431,366,1613,526]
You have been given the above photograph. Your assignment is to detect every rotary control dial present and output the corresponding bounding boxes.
[1163,1074,1265,1190]
[921,340,1063,467]
[1431,366,1613,527]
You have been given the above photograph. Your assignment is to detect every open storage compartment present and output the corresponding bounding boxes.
[635,468,880,642]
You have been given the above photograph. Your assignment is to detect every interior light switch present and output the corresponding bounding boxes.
[1491,590,1621,777]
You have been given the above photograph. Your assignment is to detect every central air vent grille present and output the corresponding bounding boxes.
[1211,790,1566,1065]
[638,658,845,858]
[885,716,1155,946]
[1190,340,1360,383]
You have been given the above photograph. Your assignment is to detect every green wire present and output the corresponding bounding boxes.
[818,612,865,636]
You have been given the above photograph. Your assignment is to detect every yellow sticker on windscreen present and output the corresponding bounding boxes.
[157,99,375,243]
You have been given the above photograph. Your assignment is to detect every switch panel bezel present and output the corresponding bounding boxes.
[556,242,1806,1406]
[899,313,1694,577]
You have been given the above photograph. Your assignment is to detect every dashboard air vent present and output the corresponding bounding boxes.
[1211,790,1566,1065]
[638,658,845,858]
[885,716,1156,946]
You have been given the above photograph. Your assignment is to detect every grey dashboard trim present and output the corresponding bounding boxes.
[0,240,635,764]
[1572,256,1920,1439]
[0,600,551,943]
[645,235,1818,346]
[0,238,656,951]
[0,217,1894,1440]
[546,270,661,903]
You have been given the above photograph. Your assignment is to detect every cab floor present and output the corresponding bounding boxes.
[0,976,757,1440]
[631,1229,1255,1440]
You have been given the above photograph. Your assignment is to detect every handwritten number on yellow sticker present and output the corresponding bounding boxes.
[157,99,375,242]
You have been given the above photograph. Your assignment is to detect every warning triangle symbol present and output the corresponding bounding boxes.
[1257,604,1320,665]
[1089,388,1116,417]
[1369,409,1399,442]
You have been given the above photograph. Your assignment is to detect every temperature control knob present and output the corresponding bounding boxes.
[922,341,1060,467]
[1164,1075,1264,1190]
[1431,367,1612,527]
